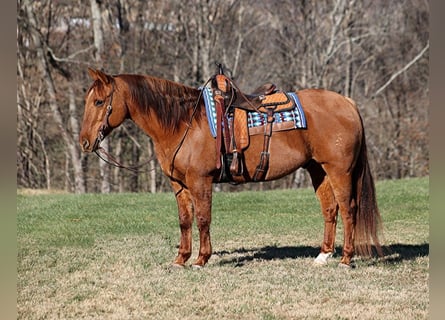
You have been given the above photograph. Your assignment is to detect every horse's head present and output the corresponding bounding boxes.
[79,68,128,152]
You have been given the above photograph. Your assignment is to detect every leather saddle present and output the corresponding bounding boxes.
[211,72,296,182]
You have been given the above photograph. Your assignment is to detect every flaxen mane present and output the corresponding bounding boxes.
[118,74,201,130]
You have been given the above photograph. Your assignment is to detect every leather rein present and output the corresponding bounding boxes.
[91,70,258,176]
[93,81,156,173]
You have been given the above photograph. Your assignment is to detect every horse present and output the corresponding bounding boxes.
[79,68,383,268]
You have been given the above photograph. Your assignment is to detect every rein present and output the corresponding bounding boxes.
[168,69,255,179]
[168,79,210,178]
[94,146,156,173]
[92,72,238,176]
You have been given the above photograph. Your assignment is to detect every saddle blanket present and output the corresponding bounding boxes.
[201,86,307,138]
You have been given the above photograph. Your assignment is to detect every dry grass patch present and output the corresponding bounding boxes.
[18,235,428,319]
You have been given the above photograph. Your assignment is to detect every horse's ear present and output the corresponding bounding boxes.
[87,68,111,84]
[87,67,97,80]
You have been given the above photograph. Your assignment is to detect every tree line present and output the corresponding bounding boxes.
[17,0,429,193]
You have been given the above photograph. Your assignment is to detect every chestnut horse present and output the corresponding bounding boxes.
[79,68,382,268]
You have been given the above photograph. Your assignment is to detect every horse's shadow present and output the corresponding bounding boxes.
[214,243,429,267]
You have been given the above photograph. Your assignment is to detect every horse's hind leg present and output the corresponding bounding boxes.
[307,162,339,265]
[321,164,357,267]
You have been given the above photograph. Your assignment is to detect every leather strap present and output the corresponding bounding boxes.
[214,95,225,170]
[253,108,275,181]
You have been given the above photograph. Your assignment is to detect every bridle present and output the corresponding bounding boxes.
[93,82,115,151]
[96,104,113,146]
[92,80,155,173]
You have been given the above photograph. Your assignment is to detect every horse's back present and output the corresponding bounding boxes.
[297,88,358,114]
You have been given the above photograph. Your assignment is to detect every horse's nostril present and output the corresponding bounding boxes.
[82,139,90,150]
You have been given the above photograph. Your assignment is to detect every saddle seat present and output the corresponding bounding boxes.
[233,83,294,113]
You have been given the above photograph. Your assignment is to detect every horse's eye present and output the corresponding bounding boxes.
[94,99,104,107]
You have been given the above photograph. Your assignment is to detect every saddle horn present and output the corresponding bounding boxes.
[216,62,224,75]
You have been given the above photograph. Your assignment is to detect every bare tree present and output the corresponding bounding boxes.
[89,0,111,193]
[21,0,86,193]
[17,0,429,193]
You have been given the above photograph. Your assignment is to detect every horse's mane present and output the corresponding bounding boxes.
[117,74,202,130]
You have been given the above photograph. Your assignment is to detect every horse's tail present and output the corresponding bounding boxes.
[353,120,383,257]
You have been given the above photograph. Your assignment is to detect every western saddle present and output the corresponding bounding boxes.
[210,66,296,183]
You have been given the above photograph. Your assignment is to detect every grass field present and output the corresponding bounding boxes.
[17,177,429,319]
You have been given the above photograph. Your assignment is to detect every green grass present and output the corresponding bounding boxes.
[17,177,429,319]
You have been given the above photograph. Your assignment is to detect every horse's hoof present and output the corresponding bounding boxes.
[313,252,333,265]
[170,263,185,269]
[191,264,204,270]
[338,262,355,269]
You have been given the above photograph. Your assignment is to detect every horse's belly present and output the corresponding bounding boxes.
[244,130,308,180]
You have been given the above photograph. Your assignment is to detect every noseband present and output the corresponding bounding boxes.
[96,104,112,144]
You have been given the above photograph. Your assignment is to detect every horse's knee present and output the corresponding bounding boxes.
[323,205,338,221]
[195,213,211,229]
[179,212,193,229]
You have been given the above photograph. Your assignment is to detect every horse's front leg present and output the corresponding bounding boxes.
[190,178,213,268]
[171,181,194,267]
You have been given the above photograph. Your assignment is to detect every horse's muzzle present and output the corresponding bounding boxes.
[81,139,91,152]
[80,138,100,153]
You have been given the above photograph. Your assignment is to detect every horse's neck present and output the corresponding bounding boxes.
[123,76,200,152]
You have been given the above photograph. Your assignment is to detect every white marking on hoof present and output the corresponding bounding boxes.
[170,263,185,269]
[313,252,333,265]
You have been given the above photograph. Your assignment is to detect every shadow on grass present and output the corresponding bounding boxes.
[214,243,429,267]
